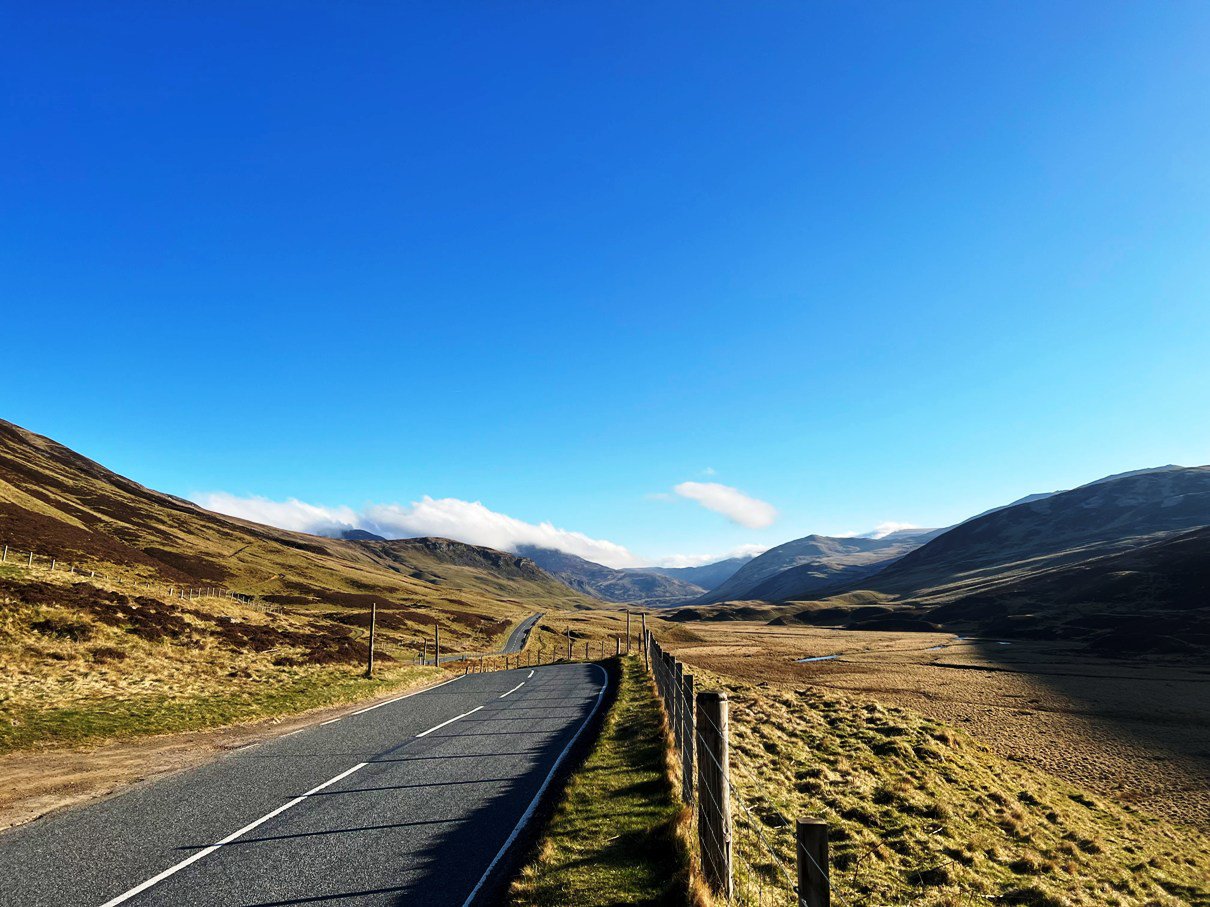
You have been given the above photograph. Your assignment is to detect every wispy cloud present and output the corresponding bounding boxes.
[866,521,921,539]
[654,543,767,568]
[192,492,640,568]
[673,481,778,529]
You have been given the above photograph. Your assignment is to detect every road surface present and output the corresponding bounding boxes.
[0,661,606,907]
[436,612,542,665]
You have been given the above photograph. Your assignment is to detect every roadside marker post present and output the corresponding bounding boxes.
[434,622,441,666]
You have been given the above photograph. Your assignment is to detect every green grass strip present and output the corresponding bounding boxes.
[509,656,692,907]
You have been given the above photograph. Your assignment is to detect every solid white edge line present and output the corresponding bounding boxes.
[352,674,463,716]
[460,663,609,907]
[415,705,484,738]
[499,682,525,698]
[97,762,368,907]
[320,717,341,726]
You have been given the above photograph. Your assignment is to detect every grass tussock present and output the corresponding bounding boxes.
[705,673,1210,907]
[509,657,699,907]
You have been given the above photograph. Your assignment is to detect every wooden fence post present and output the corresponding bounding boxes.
[365,600,377,678]
[681,671,695,805]
[797,818,830,907]
[673,660,685,751]
[625,610,631,653]
[697,690,733,899]
[641,614,648,671]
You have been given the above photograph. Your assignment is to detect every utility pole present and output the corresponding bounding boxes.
[365,600,377,678]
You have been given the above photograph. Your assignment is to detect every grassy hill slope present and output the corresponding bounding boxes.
[0,418,594,751]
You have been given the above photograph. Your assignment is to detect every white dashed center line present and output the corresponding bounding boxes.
[500,682,525,698]
[415,705,483,738]
[98,762,368,906]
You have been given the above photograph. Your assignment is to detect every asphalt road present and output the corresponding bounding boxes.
[436,613,542,665]
[0,661,607,907]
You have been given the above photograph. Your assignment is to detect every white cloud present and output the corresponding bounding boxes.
[654,543,767,568]
[191,492,640,569]
[865,521,921,539]
[193,492,362,536]
[673,481,778,529]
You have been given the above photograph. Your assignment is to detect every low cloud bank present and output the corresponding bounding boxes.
[192,492,639,568]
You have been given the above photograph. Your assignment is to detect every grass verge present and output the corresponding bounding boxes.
[704,671,1210,907]
[509,656,695,906]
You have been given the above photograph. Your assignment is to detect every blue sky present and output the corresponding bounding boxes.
[3,3,1209,566]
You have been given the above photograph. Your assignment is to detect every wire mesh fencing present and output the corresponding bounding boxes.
[646,631,838,907]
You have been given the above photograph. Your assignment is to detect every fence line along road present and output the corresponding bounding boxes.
[645,631,839,907]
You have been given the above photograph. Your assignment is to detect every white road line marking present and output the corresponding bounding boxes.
[98,763,368,907]
[415,705,483,738]
[499,682,525,698]
[280,728,304,738]
[352,674,463,715]
[320,717,341,726]
[527,670,535,678]
[461,663,609,907]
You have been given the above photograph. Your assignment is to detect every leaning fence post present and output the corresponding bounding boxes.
[27,552,33,568]
[797,818,830,907]
[697,690,733,899]
[681,671,695,805]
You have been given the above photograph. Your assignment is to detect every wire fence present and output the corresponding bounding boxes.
[0,540,264,607]
[646,632,837,907]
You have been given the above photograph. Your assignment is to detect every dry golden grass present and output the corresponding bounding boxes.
[651,620,1210,906]
[0,563,530,752]
[659,620,1210,828]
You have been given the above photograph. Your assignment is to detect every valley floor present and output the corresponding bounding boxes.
[661,621,1210,829]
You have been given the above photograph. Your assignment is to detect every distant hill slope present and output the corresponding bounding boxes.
[515,545,705,605]
[0,419,592,649]
[924,524,1210,654]
[852,465,1210,600]
[694,530,943,605]
[624,555,754,592]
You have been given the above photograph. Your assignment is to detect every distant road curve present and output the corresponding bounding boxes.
[439,611,542,664]
[0,660,607,907]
